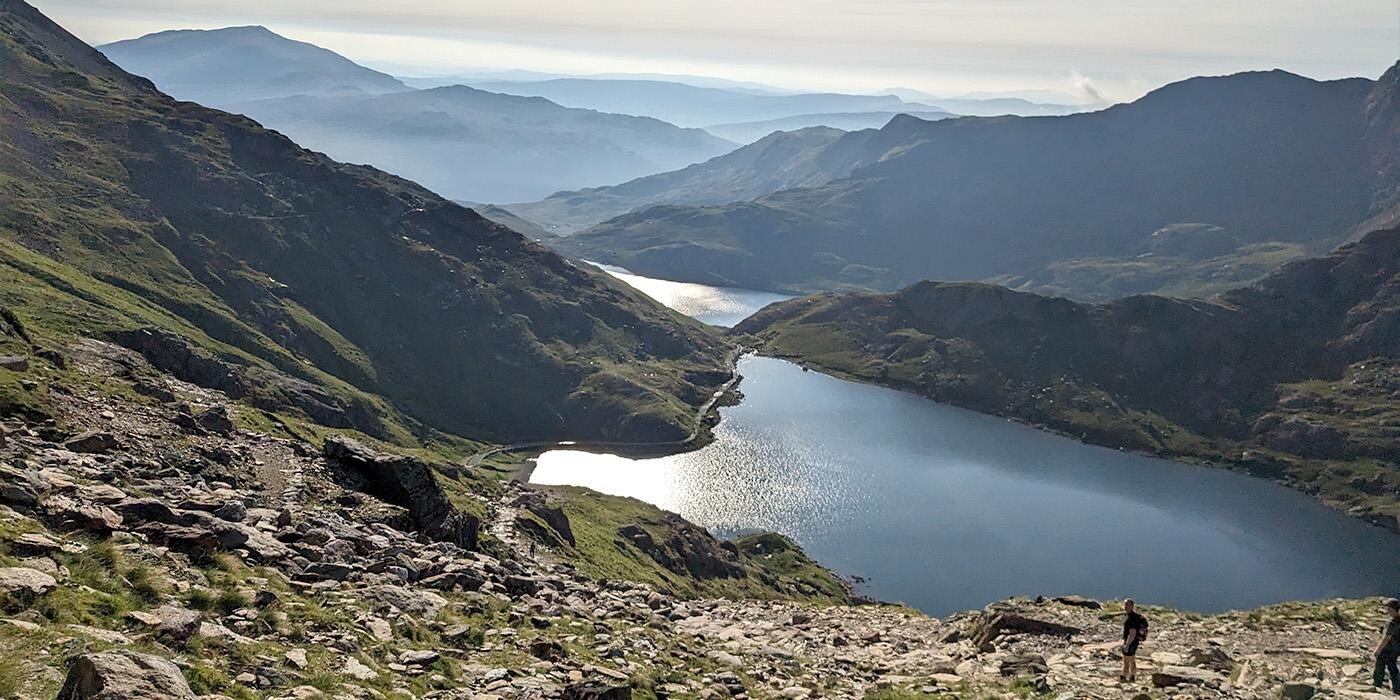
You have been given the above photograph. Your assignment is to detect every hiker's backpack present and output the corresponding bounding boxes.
[1138,617,1149,641]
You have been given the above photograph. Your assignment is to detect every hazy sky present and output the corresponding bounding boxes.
[38,0,1400,100]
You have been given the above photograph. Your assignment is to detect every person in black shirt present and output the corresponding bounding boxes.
[1121,599,1147,682]
[1376,598,1400,694]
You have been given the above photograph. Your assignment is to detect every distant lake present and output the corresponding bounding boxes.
[591,262,790,327]
[535,275,1400,615]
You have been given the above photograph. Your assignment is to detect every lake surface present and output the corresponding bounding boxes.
[592,262,791,327]
[534,276,1400,616]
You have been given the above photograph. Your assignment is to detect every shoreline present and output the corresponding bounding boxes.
[465,347,748,481]
[753,350,1400,537]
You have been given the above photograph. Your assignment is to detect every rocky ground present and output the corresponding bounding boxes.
[0,338,1398,699]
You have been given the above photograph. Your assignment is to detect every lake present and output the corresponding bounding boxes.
[591,262,791,327]
[536,273,1400,616]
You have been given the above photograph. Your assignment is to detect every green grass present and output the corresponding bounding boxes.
[542,486,851,603]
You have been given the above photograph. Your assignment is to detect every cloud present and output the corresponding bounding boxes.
[1068,71,1107,104]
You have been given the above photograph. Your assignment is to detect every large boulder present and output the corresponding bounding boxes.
[514,490,575,546]
[322,436,480,549]
[969,605,1081,649]
[56,650,194,699]
[63,431,118,454]
[615,514,744,580]
[0,566,57,596]
[564,680,631,700]
[1151,666,1223,689]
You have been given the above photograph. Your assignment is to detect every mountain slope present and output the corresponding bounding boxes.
[101,28,737,203]
[564,67,1396,298]
[466,77,942,127]
[220,85,736,203]
[0,0,730,445]
[99,25,409,104]
[736,225,1400,530]
[703,109,953,143]
[507,118,956,235]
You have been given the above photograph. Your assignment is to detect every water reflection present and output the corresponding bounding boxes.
[591,262,790,327]
[534,356,1400,615]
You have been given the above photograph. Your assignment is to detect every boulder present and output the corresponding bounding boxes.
[362,584,447,617]
[196,405,236,435]
[999,653,1049,677]
[615,514,744,580]
[1151,666,1222,688]
[322,437,480,549]
[0,356,29,372]
[154,605,201,642]
[970,607,1081,648]
[565,680,632,700]
[1280,682,1318,700]
[0,566,57,596]
[529,638,566,661]
[63,431,118,454]
[1187,646,1234,671]
[56,650,194,699]
[341,657,377,681]
[398,649,440,666]
[514,490,575,546]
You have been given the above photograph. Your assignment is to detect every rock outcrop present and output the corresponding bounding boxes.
[56,651,195,699]
[323,436,481,549]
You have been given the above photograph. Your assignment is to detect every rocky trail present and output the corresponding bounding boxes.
[0,337,1397,700]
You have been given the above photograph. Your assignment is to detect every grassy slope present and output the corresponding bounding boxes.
[529,486,851,603]
[0,0,730,447]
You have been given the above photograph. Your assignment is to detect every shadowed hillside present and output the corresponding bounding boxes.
[0,0,730,445]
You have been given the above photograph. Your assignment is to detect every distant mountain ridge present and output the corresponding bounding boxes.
[100,25,409,104]
[506,116,964,235]
[99,28,737,203]
[562,67,1397,299]
[703,110,954,144]
[462,77,945,127]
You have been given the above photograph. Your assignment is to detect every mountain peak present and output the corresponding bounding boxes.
[99,20,409,104]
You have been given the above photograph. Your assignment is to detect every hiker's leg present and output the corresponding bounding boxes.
[1386,651,1400,692]
[1379,651,1400,690]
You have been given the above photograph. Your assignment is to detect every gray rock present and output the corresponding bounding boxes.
[971,607,1081,648]
[196,405,237,435]
[529,638,565,661]
[63,431,118,454]
[1280,682,1317,700]
[155,605,201,641]
[0,356,29,372]
[0,566,57,596]
[398,649,440,666]
[1187,646,1234,671]
[564,680,632,700]
[1151,666,1222,688]
[56,650,195,699]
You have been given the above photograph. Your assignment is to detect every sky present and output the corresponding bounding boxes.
[36,0,1400,101]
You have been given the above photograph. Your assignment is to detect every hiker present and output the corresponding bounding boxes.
[1376,598,1400,694]
[1120,599,1148,682]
